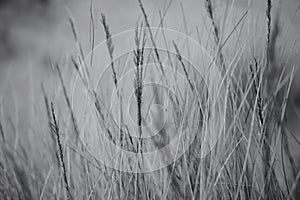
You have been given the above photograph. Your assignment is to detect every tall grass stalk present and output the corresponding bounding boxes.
[50,103,72,200]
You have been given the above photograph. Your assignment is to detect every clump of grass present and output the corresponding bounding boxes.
[1,0,300,199]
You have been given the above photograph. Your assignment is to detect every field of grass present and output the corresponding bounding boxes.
[0,0,300,199]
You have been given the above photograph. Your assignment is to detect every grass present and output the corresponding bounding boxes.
[0,0,300,199]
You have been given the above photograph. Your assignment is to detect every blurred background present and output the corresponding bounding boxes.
[0,0,299,84]
[0,0,299,161]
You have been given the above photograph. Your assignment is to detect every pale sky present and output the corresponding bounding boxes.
[0,0,299,66]
[0,0,299,131]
